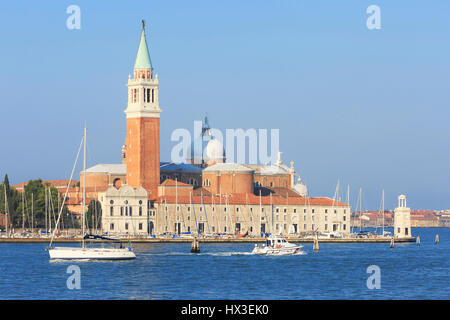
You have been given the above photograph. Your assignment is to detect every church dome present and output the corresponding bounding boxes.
[205,138,225,162]
[293,178,308,196]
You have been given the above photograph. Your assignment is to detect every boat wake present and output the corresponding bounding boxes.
[140,251,306,257]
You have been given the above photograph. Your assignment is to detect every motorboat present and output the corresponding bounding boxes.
[252,235,305,256]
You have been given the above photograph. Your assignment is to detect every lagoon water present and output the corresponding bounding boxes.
[0,228,448,300]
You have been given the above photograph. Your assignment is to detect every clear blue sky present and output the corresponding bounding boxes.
[0,1,449,210]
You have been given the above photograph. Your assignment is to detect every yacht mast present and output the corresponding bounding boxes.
[22,190,25,231]
[382,189,385,236]
[82,125,87,248]
[31,193,34,234]
[45,187,48,235]
[359,187,362,231]
[3,184,8,237]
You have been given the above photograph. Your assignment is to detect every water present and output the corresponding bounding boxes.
[0,228,448,299]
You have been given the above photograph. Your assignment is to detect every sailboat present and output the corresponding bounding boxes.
[48,126,136,260]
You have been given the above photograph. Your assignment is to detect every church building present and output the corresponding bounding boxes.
[79,21,351,237]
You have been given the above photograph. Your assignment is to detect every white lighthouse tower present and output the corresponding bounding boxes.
[394,194,412,238]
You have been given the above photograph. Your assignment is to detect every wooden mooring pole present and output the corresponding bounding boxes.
[191,237,200,253]
[313,238,319,252]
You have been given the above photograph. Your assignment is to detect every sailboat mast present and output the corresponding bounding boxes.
[22,190,25,231]
[82,125,87,248]
[382,189,385,236]
[45,187,48,235]
[31,193,34,234]
[4,184,8,237]
[359,187,362,231]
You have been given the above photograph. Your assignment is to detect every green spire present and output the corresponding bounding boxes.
[134,20,152,70]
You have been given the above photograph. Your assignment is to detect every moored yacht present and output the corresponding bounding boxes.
[47,126,136,261]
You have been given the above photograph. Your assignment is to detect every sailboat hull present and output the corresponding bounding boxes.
[48,247,136,260]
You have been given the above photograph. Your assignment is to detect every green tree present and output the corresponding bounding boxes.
[0,174,20,228]
[85,199,102,232]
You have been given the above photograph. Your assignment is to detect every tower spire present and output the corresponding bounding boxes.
[134,20,152,79]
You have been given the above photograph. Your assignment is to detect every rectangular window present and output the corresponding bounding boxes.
[325,224,328,230]
[139,223,143,230]
[152,89,154,103]
[125,223,128,230]
[139,207,142,216]
[110,223,114,230]
[129,207,132,216]
[110,207,113,216]
[120,207,123,216]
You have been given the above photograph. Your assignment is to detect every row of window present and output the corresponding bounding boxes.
[161,205,346,215]
[109,222,144,231]
[162,223,347,233]
[109,206,143,217]
[130,88,155,103]
[109,200,143,205]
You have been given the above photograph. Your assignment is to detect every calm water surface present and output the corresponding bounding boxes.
[0,228,448,299]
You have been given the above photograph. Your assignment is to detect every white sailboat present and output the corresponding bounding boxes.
[48,126,136,260]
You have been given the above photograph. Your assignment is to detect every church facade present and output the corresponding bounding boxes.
[82,21,351,237]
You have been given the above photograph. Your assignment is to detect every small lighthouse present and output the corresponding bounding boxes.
[393,195,412,238]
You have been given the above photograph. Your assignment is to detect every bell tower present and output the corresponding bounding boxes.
[124,20,161,198]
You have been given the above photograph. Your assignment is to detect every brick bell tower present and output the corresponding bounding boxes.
[124,20,161,199]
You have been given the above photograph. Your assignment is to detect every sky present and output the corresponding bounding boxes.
[0,1,449,211]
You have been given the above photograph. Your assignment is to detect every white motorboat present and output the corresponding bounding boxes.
[252,235,305,256]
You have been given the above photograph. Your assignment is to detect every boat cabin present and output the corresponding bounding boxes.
[266,237,287,247]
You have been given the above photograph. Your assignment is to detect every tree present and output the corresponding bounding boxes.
[86,200,102,232]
